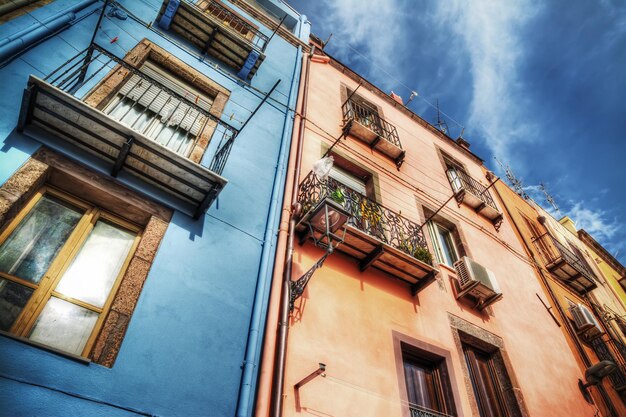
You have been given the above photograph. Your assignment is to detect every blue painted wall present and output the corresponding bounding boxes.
[0,1,310,415]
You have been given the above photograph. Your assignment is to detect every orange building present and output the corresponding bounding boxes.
[255,40,609,417]
[491,180,626,417]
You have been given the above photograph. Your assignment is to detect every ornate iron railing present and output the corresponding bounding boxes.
[43,44,238,175]
[298,172,430,261]
[342,98,402,149]
[192,0,269,50]
[446,168,497,211]
[591,337,626,390]
[532,234,596,282]
[409,405,454,417]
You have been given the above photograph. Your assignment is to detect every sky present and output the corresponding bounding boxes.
[288,0,626,263]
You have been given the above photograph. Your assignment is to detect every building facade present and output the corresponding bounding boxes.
[493,180,626,417]
[256,40,600,417]
[0,0,309,415]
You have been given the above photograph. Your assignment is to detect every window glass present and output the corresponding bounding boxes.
[55,220,135,308]
[0,279,33,331]
[428,222,460,267]
[0,195,82,283]
[29,297,99,355]
[464,345,509,417]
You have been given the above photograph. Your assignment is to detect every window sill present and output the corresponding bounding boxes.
[0,330,91,365]
[437,262,457,276]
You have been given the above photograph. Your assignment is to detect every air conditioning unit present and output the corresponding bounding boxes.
[571,304,604,337]
[454,257,502,306]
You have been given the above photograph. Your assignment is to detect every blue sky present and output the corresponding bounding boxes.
[289,0,626,263]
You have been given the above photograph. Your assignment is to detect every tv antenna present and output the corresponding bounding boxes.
[540,183,561,215]
[434,99,449,135]
[495,158,529,199]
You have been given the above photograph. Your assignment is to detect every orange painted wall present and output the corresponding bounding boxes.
[259,53,600,417]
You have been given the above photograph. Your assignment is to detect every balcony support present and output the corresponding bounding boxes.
[17,84,37,132]
[359,244,384,271]
[111,136,135,177]
[201,25,219,58]
[411,270,436,296]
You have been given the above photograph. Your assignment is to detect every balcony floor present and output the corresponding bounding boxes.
[546,260,597,293]
[298,223,438,295]
[344,120,405,164]
[18,76,227,218]
[158,1,265,79]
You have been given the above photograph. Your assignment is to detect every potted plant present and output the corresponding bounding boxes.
[412,246,433,266]
[330,187,345,205]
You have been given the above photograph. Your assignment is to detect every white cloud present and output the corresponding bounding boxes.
[568,202,621,241]
[318,0,407,84]
[433,1,542,160]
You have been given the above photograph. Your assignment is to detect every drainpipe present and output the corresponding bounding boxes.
[491,184,619,416]
[0,0,98,62]
[269,38,313,417]
[235,16,307,417]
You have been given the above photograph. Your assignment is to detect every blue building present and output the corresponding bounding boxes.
[0,1,309,415]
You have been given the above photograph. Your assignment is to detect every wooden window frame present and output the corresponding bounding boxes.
[1,186,142,358]
[83,39,230,164]
[393,331,462,417]
[428,221,461,268]
[463,343,511,417]
[0,147,172,367]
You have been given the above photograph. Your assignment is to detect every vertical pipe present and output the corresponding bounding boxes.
[269,43,312,417]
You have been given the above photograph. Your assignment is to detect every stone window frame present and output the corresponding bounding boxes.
[392,330,464,417]
[448,314,529,417]
[0,147,172,367]
[84,38,230,164]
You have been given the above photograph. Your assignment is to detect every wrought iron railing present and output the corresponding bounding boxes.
[409,404,454,417]
[591,337,626,390]
[446,168,497,211]
[532,234,596,282]
[298,172,431,261]
[192,0,270,50]
[43,44,238,175]
[342,98,402,149]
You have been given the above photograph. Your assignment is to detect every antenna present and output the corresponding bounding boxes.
[434,99,449,135]
[540,183,561,215]
[494,158,529,199]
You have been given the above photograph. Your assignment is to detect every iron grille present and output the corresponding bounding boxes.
[43,44,238,175]
[409,405,454,417]
[446,168,497,211]
[298,172,430,259]
[342,98,402,149]
[532,234,597,283]
[192,0,270,50]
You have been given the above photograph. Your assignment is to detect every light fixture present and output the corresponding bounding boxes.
[578,360,617,404]
[290,198,350,310]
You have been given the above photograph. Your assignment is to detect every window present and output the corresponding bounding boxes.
[428,221,460,268]
[442,154,467,194]
[104,61,215,158]
[0,187,141,357]
[463,344,510,417]
[329,165,367,196]
[402,347,457,416]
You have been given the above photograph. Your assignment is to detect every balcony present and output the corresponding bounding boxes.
[342,98,405,169]
[16,44,238,219]
[446,169,503,230]
[409,405,453,417]
[296,172,438,294]
[157,0,268,79]
[532,234,597,294]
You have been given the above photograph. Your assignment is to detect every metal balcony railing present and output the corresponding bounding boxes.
[409,404,454,417]
[446,168,497,212]
[298,172,430,260]
[342,98,402,149]
[533,234,596,282]
[192,0,269,50]
[43,44,237,175]
[591,337,626,390]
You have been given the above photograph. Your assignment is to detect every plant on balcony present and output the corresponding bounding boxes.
[359,198,384,238]
[330,187,345,205]
[412,246,433,266]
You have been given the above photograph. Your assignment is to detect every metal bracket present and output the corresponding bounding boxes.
[359,244,384,271]
[111,136,134,177]
[17,84,37,132]
[289,250,331,311]
[395,151,406,170]
[294,363,326,389]
[202,26,219,58]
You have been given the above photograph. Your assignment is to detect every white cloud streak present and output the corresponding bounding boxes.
[317,0,407,84]
[433,1,541,160]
